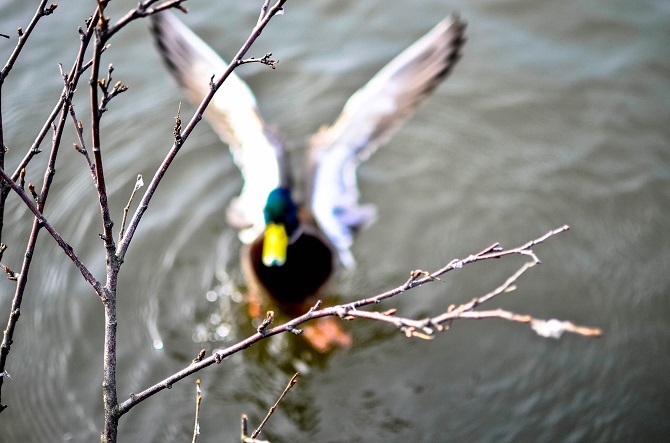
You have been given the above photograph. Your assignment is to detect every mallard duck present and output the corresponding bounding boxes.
[151,12,466,349]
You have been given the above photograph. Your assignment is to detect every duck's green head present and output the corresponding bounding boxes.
[262,187,298,267]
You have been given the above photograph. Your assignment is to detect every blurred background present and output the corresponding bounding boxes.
[0,0,668,441]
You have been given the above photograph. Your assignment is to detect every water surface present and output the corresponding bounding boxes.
[0,0,668,441]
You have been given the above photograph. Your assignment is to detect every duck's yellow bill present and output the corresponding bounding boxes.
[262,222,288,267]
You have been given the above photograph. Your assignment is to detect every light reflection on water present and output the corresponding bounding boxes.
[0,0,669,441]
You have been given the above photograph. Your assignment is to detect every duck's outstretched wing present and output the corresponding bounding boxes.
[308,14,467,267]
[151,12,285,242]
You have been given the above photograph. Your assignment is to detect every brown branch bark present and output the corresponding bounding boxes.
[89,16,117,264]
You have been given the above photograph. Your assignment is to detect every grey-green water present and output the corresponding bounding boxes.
[0,0,668,441]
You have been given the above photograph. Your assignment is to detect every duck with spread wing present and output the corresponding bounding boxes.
[151,11,466,351]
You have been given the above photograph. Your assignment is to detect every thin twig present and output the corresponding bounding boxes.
[116,0,288,263]
[239,53,278,69]
[98,64,128,114]
[477,252,536,304]
[257,0,271,26]
[191,379,202,443]
[241,414,249,442]
[0,263,17,281]
[0,0,53,291]
[89,26,117,258]
[118,175,144,243]
[58,63,97,183]
[105,0,189,40]
[0,0,51,79]
[8,19,98,185]
[250,373,299,439]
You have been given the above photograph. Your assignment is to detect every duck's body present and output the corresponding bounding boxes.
[248,226,333,304]
[151,11,466,349]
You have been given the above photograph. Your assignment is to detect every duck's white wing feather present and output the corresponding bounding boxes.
[309,14,467,266]
[151,12,284,242]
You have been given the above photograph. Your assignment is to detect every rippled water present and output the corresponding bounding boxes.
[1,0,669,441]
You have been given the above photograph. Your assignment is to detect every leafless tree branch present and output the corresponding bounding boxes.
[250,373,299,440]
[240,52,279,69]
[191,379,202,443]
[0,0,53,79]
[118,175,144,243]
[116,226,601,417]
[0,2,113,411]
[0,0,55,268]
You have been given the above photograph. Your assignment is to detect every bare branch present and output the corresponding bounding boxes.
[98,64,128,114]
[0,0,56,279]
[105,0,189,41]
[118,175,144,243]
[0,0,52,79]
[116,226,600,417]
[240,53,279,69]
[257,0,272,26]
[191,379,202,443]
[58,63,97,183]
[241,414,249,443]
[89,21,117,261]
[250,373,299,440]
[8,8,100,185]
[0,262,17,281]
